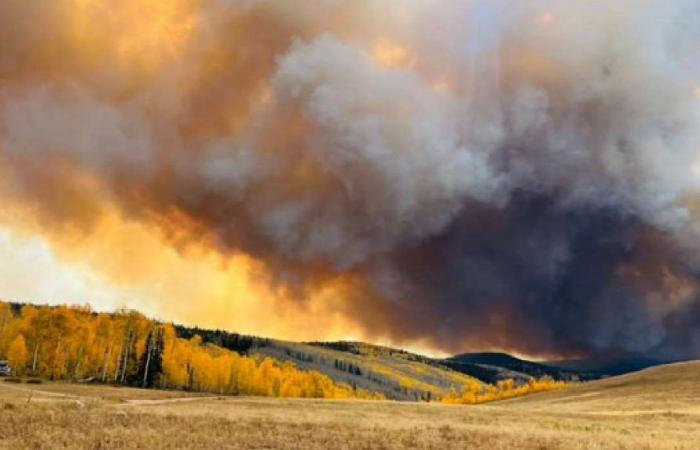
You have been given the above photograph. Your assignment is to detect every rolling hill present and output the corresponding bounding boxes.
[175,322,671,399]
[505,360,700,414]
[174,326,480,400]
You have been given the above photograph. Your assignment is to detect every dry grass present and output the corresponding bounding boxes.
[2,362,700,449]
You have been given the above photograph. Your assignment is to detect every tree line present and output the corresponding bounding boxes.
[442,377,568,404]
[0,302,384,400]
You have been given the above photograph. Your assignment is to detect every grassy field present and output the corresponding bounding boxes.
[1,362,699,449]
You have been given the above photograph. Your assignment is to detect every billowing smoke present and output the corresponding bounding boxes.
[2,0,700,358]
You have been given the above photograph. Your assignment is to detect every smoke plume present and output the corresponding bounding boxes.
[2,0,700,358]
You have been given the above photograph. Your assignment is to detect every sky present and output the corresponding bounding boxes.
[2,0,700,359]
[0,226,124,310]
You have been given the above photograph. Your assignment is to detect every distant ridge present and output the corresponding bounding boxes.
[441,352,584,383]
[544,355,672,377]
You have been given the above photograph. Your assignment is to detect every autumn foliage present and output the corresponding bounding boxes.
[442,377,568,405]
[0,302,383,400]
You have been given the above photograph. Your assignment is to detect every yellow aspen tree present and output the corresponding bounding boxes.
[0,303,13,357]
[7,334,28,374]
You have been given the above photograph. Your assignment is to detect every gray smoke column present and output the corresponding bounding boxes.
[2,0,700,357]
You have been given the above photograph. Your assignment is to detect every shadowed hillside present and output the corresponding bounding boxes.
[445,352,590,383]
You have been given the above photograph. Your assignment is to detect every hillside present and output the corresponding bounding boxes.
[253,340,481,401]
[505,360,700,414]
[177,326,669,396]
[301,343,665,385]
[174,328,482,401]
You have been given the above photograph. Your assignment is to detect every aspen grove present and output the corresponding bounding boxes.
[0,302,383,400]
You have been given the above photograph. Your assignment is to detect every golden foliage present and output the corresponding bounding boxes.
[6,334,27,374]
[442,377,568,405]
[0,301,383,400]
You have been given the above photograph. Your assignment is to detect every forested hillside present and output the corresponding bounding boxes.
[0,302,382,400]
[173,329,483,401]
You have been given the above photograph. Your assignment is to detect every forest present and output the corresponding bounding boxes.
[0,302,383,400]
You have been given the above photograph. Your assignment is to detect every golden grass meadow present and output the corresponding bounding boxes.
[2,361,700,450]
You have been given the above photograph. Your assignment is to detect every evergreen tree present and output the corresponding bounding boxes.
[137,327,165,388]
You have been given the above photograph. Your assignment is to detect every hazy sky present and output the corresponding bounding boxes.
[0,226,124,310]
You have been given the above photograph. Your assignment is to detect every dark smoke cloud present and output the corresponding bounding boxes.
[366,195,700,358]
[2,0,700,357]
